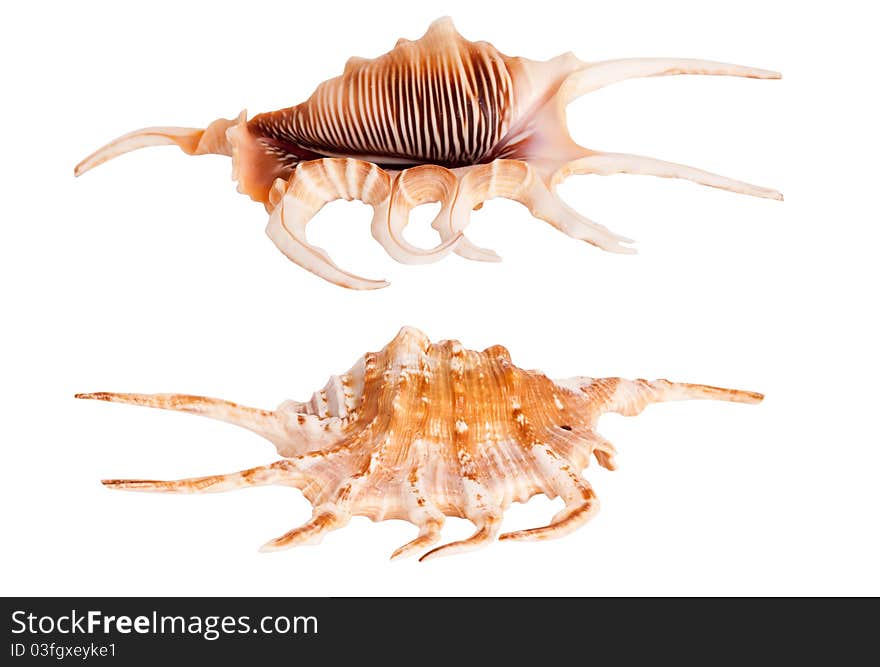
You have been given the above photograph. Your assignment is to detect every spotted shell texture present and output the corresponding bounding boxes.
[75,18,781,289]
[76,327,762,560]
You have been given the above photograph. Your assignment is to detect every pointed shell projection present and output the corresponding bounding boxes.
[75,18,781,289]
[77,327,763,560]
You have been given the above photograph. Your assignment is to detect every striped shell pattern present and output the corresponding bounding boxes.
[76,17,781,289]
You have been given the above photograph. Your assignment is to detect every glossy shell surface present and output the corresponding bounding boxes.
[76,18,781,289]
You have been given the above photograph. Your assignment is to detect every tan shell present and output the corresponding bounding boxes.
[77,327,762,560]
[75,18,782,289]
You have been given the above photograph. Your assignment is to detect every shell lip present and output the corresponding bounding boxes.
[226,111,272,205]
[227,115,249,189]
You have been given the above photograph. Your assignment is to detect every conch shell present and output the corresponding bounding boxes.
[77,327,762,560]
[75,18,781,289]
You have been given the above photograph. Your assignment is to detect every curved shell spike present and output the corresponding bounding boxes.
[265,158,391,290]
[552,152,783,200]
[558,57,781,106]
[74,111,246,177]
[79,327,763,560]
[444,160,636,253]
[430,202,503,263]
[369,165,463,265]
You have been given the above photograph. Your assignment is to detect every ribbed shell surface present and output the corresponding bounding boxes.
[84,326,763,558]
[317,329,593,521]
[249,19,516,168]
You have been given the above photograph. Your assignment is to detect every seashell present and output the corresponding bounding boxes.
[75,17,781,290]
[77,327,763,560]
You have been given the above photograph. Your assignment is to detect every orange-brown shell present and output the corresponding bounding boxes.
[79,327,762,560]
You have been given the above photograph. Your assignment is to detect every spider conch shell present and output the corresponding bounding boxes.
[75,18,781,289]
[77,327,762,560]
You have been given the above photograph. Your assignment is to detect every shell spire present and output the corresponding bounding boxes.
[78,327,762,560]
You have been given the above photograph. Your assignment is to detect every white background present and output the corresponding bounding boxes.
[2,0,877,596]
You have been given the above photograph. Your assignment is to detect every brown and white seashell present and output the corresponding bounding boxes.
[75,17,781,289]
[76,327,763,560]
